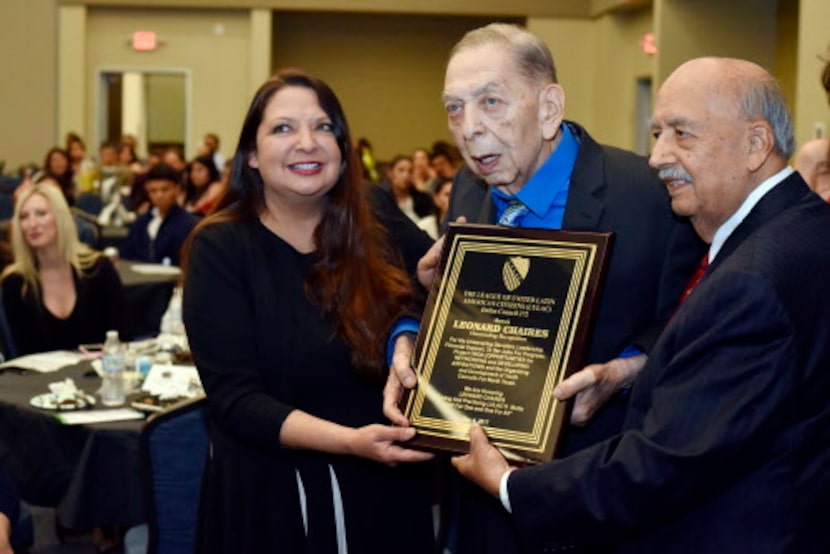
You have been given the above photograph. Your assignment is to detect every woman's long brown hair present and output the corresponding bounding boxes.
[184,69,413,379]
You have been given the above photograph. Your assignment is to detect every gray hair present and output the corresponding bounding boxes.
[450,23,557,85]
[741,74,795,158]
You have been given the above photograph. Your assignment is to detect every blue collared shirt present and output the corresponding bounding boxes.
[491,122,579,229]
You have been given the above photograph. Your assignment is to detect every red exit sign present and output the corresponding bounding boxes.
[132,31,158,52]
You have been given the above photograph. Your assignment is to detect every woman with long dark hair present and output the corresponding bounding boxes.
[386,155,436,225]
[38,147,75,205]
[184,154,224,215]
[183,69,435,553]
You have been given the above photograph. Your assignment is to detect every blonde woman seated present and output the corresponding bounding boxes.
[1,183,123,356]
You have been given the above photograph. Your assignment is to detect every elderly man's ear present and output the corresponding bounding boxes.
[746,120,776,173]
[539,84,566,141]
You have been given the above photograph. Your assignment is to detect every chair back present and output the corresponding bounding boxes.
[75,192,104,216]
[0,176,21,195]
[0,287,18,361]
[140,396,209,554]
[71,208,102,249]
[0,193,14,221]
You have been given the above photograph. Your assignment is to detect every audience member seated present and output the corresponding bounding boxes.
[432,176,452,221]
[118,142,145,176]
[127,149,163,214]
[356,137,380,183]
[1,183,123,355]
[35,147,75,206]
[65,131,88,174]
[65,132,97,195]
[386,155,436,225]
[417,176,453,238]
[184,155,223,215]
[411,147,436,192]
[121,163,198,266]
[119,133,137,150]
[162,147,188,182]
[15,175,100,248]
[96,142,135,226]
[197,132,226,172]
[430,141,459,181]
[794,58,830,201]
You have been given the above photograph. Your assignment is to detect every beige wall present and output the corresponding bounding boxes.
[530,9,653,152]
[3,1,826,174]
[794,0,830,148]
[84,7,254,160]
[590,8,654,150]
[775,0,799,111]
[654,0,778,88]
[527,18,597,133]
[0,0,58,172]
[273,11,504,162]
[58,6,87,153]
[653,0,828,154]
[145,73,187,146]
[66,0,590,18]
[249,9,273,94]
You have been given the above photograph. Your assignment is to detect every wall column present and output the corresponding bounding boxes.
[249,9,272,96]
[794,0,830,146]
[58,5,87,145]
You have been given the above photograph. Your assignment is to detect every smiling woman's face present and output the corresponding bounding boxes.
[247,86,342,209]
[19,193,58,251]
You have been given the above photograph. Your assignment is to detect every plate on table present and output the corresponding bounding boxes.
[130,394,186,413]
[30,392,96,411]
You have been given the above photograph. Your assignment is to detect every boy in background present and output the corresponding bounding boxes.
[120,163,198,266]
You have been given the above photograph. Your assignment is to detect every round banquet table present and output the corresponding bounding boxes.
[0,361,146,531]
[115,259,180,340]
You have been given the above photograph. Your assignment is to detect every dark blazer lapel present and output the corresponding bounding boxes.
[480,188,497,224]
[447,166,498,224]
[562,122,606,230]
[710,171,812,272]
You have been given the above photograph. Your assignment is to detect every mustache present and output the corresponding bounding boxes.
[657,166,693,182]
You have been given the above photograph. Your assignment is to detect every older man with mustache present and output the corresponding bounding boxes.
[453,56,830,553]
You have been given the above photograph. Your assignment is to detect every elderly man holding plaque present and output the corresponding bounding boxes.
[384,23,703,553]
[453,57,830,552]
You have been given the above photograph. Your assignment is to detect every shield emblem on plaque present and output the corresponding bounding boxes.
[502,256,530,292]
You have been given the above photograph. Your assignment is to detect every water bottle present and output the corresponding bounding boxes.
[160,287,186,337]
[101,330,126,406]
[169,287,185,337]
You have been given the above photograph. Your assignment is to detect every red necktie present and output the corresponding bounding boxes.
[677,253,709,307]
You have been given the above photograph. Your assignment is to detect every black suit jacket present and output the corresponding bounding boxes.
[510,171,830,552]
[450,122,704,554]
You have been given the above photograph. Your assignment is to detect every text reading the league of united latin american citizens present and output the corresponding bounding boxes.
[462,290,556,320]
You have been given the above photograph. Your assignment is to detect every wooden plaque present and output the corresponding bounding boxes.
[400,223,613,463]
